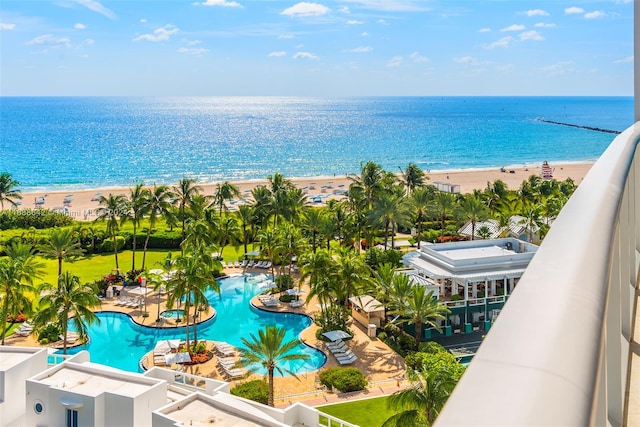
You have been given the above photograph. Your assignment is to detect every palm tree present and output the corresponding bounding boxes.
[40,227,84,276]
[166,250,220,349]
[123,183,147,272]
[457,195,488,240]
[334,248,371,307]
[400,163,426,196]
[267,172,295,227]
[239,325,310,407]
[383,366,457,427]
[389,286,449,344]
[369,193,410,249]
[349,161,386,209]
[431,192,457,242]
[95,194,127,269]
[258,228,280,280]
[0,173,22,210]
[34,272,101,355]
[299,249,336,311]
[212,181,240,216]
[0,242,43,345]
[173,178,203,247]
[410,187,432,249]
[236,205,255,256]
[140,184,174,269]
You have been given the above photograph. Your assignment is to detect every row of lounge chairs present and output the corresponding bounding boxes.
[216,355,245,379]
[14,322,33,337]
[222,260,273,269]
[257,294,279,307]
[113,296,142,308]
[326,339,358,365]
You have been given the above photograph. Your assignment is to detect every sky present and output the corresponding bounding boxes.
[0,0,634,96]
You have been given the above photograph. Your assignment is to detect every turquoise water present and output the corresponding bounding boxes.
[64,274,326,374]
[159,309,184,319]
[0,96,633,191]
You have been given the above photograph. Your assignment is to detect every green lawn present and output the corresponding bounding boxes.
[35,245,253,285]
[317,396,393,427]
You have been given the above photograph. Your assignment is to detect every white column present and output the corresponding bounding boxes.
[452,280,459,296]
[464,282,469,300]
[472,282,477,298]
[491,280,496,296]
[504,277,508,296]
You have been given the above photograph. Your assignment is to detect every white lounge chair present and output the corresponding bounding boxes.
[289,299,305,308]
[14,329,31,337]
[338,354,358,365]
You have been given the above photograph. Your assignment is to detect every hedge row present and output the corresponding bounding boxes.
[0,209,74,230]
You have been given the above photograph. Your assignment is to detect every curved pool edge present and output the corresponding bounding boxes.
[249,300,328,371]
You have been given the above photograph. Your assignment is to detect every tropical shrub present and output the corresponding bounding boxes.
[313,305,351,338]
[231,380,269,405]
[363,248,403,269]
[318,367,368,393]
[99,236,126,253]
[379,323,417,356]
[144,231,183,249]
[275,274,294,291]
[37,323,61,343]
[418,341,447,354]
[404,350,466,381]
[279,294,297,303]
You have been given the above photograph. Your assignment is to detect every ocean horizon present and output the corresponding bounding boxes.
[0,96,633,192]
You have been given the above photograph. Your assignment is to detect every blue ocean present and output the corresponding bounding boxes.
[0,96,633,191]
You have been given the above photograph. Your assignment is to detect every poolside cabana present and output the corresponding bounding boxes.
[349,295,385,328]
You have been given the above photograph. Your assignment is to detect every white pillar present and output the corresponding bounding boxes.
[472,282,477,298]
[504,277,508,296]
[491,280,496,296]
[452,281,459,296]
[463,282,469,300]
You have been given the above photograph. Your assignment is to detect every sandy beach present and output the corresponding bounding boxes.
[15,162,594,221]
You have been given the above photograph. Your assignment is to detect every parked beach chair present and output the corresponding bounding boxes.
[241,260,248,268]
[247,260,254,268]
[261,298,279,307]
[337,354,358,365]
[327,341,348,352]
[263,261,272,269]
[289,299,305,308]
[14,329,31,337]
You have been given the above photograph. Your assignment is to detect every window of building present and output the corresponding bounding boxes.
[66,409,78,427]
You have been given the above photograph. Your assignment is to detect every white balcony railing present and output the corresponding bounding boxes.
[435,122,640,426]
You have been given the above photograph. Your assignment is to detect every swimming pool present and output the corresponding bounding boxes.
[64,273,326,374]
[159,309,185,319]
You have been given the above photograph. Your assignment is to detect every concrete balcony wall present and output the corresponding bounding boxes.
[435,123,640,427]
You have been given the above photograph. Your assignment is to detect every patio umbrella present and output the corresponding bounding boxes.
[165,351,191,365]
[322,330,351,342]
[246,250,261,257]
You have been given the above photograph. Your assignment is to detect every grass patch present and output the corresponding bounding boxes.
[317,396,394,427]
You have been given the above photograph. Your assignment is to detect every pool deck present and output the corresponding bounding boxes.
[6,264,407,407]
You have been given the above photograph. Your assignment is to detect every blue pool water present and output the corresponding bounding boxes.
[159,309,184,319]
[63,274,326,374]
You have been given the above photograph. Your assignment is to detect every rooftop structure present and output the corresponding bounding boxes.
[3,347,354,427]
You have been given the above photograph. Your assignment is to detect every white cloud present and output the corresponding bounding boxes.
[195,0,242,7]
[293,51,318,59]
[564,7,585,15]
[74,23,86,30]
[535,22,555,28]
[484,36,513,49]
[410,51,428,63]
[72,0,116,19]
[351,46,372,53]
[454,56,477,64]
[525,9,549,17]
[339,6,350,13]
[78,38,94,48]
[361,31,368,36]
[178,47,209,55]
[278,34,294,39]
[133,25,179,42]
[347,20,363,24]
[377,19,388,25]
[614,56,633,63]
[140,18,147,23]
[478,28,491,33]
[387,56,402,67]
[25,34,72,48]
[584,11,606,19]
[539,61,574,76]
[281,2,330,17]
[268,51,287,57]
[0,23,16,31]
[520,30,544,41]
[500,24,525,32]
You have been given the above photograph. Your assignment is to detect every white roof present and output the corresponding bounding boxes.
[349,295,384,313]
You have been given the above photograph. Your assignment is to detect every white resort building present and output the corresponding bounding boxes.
[3,347,352,427]
[402,238,538,336]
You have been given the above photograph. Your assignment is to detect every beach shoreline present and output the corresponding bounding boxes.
[12,161,594,221]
